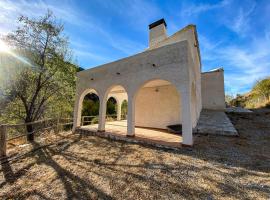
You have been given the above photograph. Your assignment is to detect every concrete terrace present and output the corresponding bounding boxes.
[78,120,182,149]
[194,109,238,136]
[77,110,237,149]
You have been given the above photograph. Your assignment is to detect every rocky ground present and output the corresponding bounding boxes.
[0,109,269,200]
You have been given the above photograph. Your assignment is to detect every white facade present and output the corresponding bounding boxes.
[73,19,225,146]
[201,69,225,110]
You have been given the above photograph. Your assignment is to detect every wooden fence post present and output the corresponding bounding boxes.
[0,125,7,158]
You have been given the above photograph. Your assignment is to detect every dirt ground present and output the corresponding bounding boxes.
[0,110,270,200]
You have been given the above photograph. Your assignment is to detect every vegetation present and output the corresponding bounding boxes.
[0,11,78,140]
[81,93,100,117]
[106,97,117,115]
[229,77,270,109]
[121,99,128,116]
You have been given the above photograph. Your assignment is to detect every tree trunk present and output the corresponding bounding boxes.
[26,123,34,141]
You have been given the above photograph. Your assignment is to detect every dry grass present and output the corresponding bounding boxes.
[0,111,270,200]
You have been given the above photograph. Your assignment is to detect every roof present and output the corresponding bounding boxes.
[202,67,224,74]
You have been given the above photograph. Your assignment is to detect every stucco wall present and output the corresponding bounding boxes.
[73,39,201,145]
[135,85,181,129]
[201,70,225,110]
[147,25,202,125]
[149,24,167,48]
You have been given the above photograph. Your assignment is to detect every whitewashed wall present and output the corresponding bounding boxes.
[135,85,181,129]
[201,70,225,110]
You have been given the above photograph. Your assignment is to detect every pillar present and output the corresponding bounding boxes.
[117,100,122,121]
[181,90,193,146]
[98,95,106,131]
[127,95,135,136]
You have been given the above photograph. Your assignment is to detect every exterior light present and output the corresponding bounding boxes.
[116,72,121,75]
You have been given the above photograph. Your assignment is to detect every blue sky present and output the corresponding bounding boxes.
[0,0,270,95]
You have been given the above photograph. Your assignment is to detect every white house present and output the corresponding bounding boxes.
[73,19,225,146]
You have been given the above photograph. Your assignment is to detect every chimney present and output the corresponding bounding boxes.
[148,18,167,48]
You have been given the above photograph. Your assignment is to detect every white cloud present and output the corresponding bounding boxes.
[205,39,270,94]
[227,2,256,36]
[73,49,110,62]
[97,0,161,30]
[181,0,231,16]
[0,0,146,67]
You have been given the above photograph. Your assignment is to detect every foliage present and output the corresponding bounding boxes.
[0,11,78,139]
[225,94,234,106]
[121,100,128,116]
[229,77,270,109]
[106,97,117,115]
[252,77,270,101]
[81,93,100,117]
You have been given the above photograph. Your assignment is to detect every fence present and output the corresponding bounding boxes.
[0,118,73,158]
[81,114,127,126]
[0,114,128,158]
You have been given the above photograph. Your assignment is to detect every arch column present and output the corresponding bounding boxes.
[181,88,193,146]
[98,94,106,132]
[127,93,135,136]
[117,100,122,121]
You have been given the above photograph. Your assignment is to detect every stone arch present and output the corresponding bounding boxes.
[99,84,128,132]
[77,88,100,127]
[106,96,117,120]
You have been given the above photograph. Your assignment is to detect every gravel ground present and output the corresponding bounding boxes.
[0,110,270,200]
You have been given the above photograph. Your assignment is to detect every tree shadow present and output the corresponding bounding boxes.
[0,159,15,184]
[0,158,35,189]
[0,134,112,199]
[28,139,112,199]
[1,111,270,200]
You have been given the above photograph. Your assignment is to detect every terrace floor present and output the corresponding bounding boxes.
[79,120,182,148]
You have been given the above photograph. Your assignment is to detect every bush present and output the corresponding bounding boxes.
[265,102,270,109]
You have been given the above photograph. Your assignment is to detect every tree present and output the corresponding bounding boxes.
[0,11,77,141]
[81,93,100,117]
[225,94,234,106]
[121,100,128,116]
[106,97,117,115]
[252,78,270,101]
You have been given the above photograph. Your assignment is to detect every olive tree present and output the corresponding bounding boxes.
[0,11,77,141]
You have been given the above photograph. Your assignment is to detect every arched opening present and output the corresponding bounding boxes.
[106,97,117,121]
[81,91,99,126]
[105,85,128,133]
[133,79,182,142]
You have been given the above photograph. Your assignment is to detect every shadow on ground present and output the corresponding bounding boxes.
[0,109,269,199]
